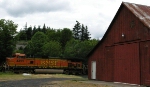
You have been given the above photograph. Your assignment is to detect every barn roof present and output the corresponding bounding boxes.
[87,2,150,57]
[123,2,150,28]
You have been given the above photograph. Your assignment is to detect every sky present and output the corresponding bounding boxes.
[0,0,150,39]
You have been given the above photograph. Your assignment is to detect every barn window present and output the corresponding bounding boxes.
[130,20,135,28]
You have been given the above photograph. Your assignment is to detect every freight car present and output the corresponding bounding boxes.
[1,53,87,74]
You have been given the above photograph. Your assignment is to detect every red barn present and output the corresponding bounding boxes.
[88,2,150,86]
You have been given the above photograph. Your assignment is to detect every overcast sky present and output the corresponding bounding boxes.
[0,0,150,39]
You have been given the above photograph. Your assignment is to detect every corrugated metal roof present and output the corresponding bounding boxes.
[123,2,150,28]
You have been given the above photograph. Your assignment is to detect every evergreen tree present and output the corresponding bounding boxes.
[42,23,46,33]
[37,25,41,32]
[81,24,85,41]
[72,21,81,40]
[73,21,91,41]
[26,26,32,40]
[18,30,27,40]
[32,26,37,36]
[24,22,27,31]
[84,26,91,40]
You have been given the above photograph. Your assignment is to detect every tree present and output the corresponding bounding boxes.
[72,21,81,40]
[81,25,91,41]
[42,23,46,33]
[63,39,80,58]
[60,28,73,53]
[63,39,98,59]
[81,24,91,41]
[24,41,34,57]
[84,26,91,40]
[0,19,18,63]
[32,26,37,36]
[17,30,27,40]
[30,31,48,57]
[37,25,41,32]
[81,24,85,41]
[42,41,62,57]
[77,39,98,58]
[46,29,61,42]
[26,26,32,40]
[73,21,91,41]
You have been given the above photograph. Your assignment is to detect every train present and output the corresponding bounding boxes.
[1,53,87,74]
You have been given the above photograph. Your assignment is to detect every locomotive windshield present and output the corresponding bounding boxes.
[17,56,26,58]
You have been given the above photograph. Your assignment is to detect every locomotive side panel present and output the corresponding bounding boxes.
[26,58,35,67]
[36,59,69,69]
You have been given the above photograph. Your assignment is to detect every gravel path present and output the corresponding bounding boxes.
[0,78,71,87]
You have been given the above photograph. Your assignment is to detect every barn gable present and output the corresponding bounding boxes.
[88,2,150,86]
[88,2,150,58]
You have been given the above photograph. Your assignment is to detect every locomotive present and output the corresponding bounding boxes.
[1,53,87,74]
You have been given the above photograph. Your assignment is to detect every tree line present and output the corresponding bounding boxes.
[0,19,99,64]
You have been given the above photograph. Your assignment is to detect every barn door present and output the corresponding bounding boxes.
[114,43,140,84]
[91,61,96,79]
[140,41,150,86]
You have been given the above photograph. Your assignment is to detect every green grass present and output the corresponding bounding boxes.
[0,73,88,81]
[0,72,34,81]
[0,71,15,75]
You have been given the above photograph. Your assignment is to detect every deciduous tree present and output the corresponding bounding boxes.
[0,19,18,63]
[30,31,48,57]
[42,41,61,57]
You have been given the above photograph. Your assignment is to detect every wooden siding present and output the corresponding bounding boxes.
[88,2,150,86]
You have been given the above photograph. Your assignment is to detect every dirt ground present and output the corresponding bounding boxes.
[41,80,107,87]
[0,74,109,87]
[0,74,145,87]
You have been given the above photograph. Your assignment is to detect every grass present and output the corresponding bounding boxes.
[0,73,112,87]
[0,71,15,75]
[0,72,88,81]
[0,72,35,81]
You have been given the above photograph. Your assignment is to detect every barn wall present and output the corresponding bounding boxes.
[88,43,106,80]
[89,5,144,83]
[96,45,105,80]
[114,43,140,84]
[113,6,142,43]
[88,45,103,79]
[95,5,142,82]
[140,41,150,85]
[103,7,140,47]
[88,3,150,85]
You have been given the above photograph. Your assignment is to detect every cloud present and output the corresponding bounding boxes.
[2,0,150,39]
[0,0,71,17]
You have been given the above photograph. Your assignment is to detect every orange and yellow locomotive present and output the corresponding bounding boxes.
[3,53,87,74]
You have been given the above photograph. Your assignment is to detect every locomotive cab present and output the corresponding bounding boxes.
[6,53,27,69]
[13,53,26,58]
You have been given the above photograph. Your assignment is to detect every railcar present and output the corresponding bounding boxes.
[1,53,87,74]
